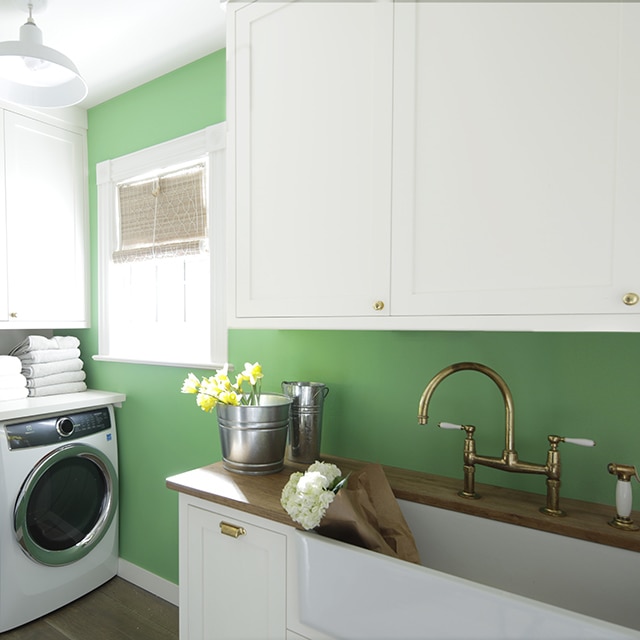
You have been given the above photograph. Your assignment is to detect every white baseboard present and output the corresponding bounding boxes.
[117,558,179,607]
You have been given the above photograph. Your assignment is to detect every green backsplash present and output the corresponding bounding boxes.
[80,48,640,586]
[229,329,640,505]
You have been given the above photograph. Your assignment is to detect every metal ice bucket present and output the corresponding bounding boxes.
[281,381,329,464]
[216,393,292,475]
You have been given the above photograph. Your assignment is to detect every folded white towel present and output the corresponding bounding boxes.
[21,359,84,378]
[10,335,80,357]
[27,382,87,397]
[0,374,27,390]
[18,348,81,364]
[0,356,21,375]
[0,387,28,401]
[26,370,86,389]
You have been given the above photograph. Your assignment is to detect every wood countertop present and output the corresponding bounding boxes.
[166,455,640,553]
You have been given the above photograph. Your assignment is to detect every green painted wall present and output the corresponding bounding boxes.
[80,48,640,586]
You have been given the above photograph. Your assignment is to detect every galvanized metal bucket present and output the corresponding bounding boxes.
[216,394,292,475]
[281,381,329,464]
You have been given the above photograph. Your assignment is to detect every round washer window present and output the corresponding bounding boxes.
[14,443,118,566]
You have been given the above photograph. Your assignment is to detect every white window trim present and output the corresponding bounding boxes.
[95,123,227,368]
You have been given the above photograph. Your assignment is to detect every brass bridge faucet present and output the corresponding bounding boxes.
[418,362,595,517]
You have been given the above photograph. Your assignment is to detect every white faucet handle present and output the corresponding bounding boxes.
[563,437,596,447]
[438,422,464,430]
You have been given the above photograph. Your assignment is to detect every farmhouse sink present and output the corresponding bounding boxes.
[292,495,640,640]
[295,530,639,639]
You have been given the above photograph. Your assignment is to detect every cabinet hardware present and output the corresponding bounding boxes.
[219,521,246,538]
[622,293,639,306]
[9,312,17,318]
[373,300,385,311]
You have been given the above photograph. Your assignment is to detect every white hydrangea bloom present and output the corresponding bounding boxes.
[307,461,342,486]
[280,463,343,530]
[297,471,328,493]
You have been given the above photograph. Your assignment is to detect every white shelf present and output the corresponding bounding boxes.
[0,390,126,422]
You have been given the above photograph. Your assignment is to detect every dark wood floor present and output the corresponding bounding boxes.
[1,577,178,639]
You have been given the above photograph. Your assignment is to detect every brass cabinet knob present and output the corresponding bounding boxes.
[373,300,385,311]
[9,312,17,318]
[622,292,639,306]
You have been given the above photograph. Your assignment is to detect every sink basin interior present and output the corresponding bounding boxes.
[399,499,640,630]
[293,500,640,640]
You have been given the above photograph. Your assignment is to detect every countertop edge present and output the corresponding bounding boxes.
[166,456,640,553]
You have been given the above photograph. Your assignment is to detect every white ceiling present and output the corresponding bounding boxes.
[0,0,227,108]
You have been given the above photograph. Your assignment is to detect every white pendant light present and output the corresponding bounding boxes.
[0,1,87,108]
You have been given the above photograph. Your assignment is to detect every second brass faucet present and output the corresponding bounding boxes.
[418,362,595,517]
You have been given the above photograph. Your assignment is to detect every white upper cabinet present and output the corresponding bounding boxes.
[0,114,7,323]
[228,1,640,331]
[391,2,640,327]
[229,0,393,320]
[1,110,88,328]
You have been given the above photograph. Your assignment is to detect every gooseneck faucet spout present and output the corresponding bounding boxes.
[418,362,595,517]
[418,362,515,453]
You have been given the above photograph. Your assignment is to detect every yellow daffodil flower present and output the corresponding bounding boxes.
[181,372,201,394]
[196,392,217,413]
[218,390,241,406]
[181,361,265,409]
[215,374,233,392]
[234,372,248,387]
[242,362,263,386]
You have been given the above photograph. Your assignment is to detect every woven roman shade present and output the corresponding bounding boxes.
[113,163,208,263]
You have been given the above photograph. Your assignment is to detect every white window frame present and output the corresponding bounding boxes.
[95,123,227,367]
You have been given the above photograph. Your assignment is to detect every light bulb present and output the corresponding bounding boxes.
[22,55,49,72]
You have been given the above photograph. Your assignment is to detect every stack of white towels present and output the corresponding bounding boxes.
[9,335,87,397]
[0,356,28,401]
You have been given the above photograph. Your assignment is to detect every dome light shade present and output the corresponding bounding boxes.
[0,6,87,108]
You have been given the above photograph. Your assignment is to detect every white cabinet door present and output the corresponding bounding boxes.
[231,0,393,319]
[182,503,286,640]
[391,3,640,323]
[3,111,88,327]
[0,113,7,322]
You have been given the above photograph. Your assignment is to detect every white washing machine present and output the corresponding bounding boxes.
[0,405,119,632]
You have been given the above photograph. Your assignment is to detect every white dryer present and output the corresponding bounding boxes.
[0,405,119,632]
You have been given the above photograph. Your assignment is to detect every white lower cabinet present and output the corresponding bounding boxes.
[178,494,329,640]
[180,497,287,639]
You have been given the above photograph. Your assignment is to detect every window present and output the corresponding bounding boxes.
[96,124,226,366]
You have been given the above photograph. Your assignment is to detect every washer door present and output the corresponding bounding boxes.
[14,443,118,566]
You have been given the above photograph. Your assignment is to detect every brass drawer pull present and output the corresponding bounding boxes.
[622,292,639,306]
[219,521,246,538]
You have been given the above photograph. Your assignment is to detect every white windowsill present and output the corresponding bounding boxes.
[93,355,227,370]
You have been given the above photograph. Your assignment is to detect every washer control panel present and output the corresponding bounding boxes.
[4,407,112,450]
